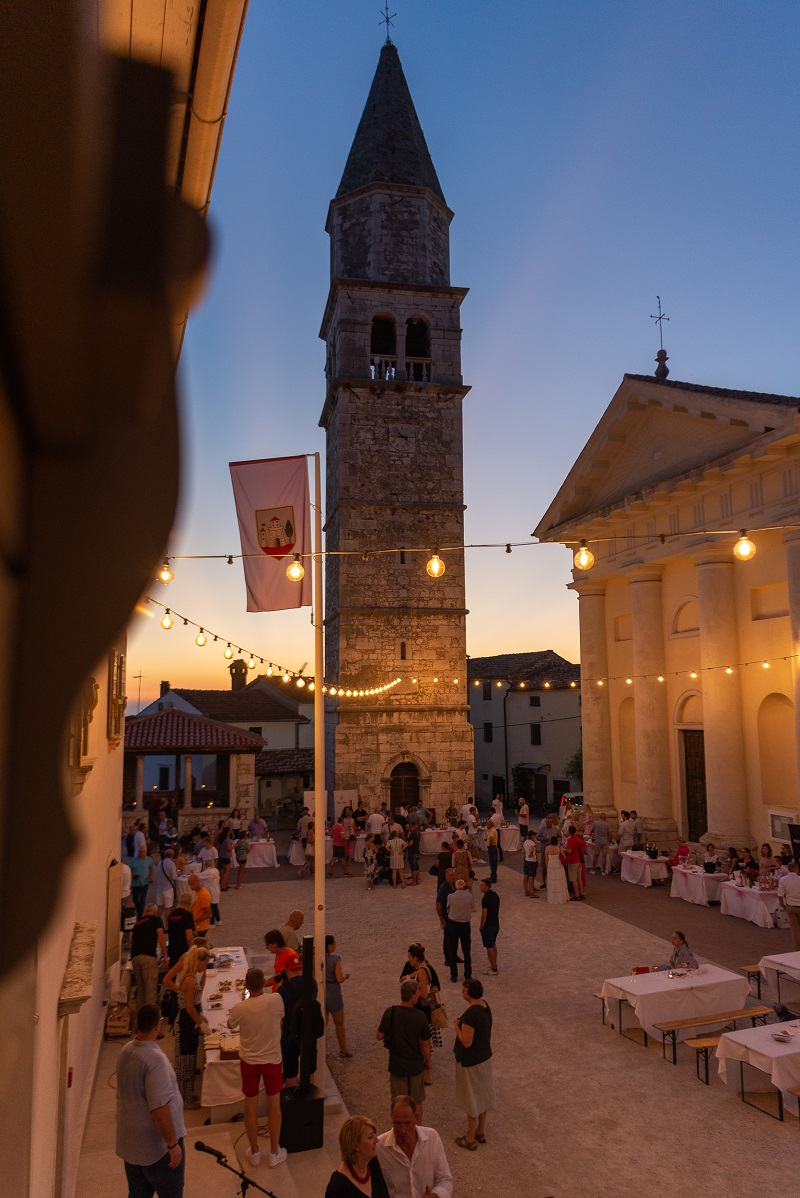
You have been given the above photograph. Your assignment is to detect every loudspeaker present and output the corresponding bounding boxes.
[279,1085,324,1153]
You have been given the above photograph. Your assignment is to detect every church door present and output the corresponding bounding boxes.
[683,730,707,841]
[390,763,419,811]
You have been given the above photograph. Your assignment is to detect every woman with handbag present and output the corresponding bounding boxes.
[400,943,442,1083]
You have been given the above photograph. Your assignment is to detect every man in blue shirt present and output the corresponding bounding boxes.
[129,843,155,919]
[435,868,457,973]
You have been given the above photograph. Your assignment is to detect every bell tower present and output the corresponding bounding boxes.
[320,42,473,814]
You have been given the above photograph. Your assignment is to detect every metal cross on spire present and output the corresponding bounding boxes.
[650,295,669,350]
[379,2,396,44]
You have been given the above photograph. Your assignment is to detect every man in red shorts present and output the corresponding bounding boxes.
[227,967,287,1169]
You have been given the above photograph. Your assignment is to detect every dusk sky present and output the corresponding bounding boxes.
[128,0,800,710]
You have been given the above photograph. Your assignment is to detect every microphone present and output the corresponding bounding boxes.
[194,1141,227,1161]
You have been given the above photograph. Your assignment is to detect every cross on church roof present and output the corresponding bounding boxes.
[379,2,396,45]
[650,294,669,350]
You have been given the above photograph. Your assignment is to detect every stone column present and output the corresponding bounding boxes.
[783,529,800,781]
[569,576,615,817]
[229,754,238,810]
[695,549,750,844]
[135,755,144,813]
[627,566,676,843]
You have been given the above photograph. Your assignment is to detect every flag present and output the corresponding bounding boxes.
[229,455,312,611]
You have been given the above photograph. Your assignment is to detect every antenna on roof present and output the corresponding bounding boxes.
[379,2,396,44]
[650,295,670,379]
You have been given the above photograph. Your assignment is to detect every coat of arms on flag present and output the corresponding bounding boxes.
[256,507,296,557]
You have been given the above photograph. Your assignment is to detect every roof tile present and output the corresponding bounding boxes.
[125,711,266,752]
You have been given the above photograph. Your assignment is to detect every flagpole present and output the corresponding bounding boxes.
[312,451,326,1025]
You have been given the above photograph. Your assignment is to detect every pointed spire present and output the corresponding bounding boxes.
[336,44,445,204]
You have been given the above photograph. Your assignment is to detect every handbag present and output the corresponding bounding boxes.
[430,1002,448,1030]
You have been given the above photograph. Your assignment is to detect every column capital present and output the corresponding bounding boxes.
[568,575,607,598]
[625,564,664,585]
[693,546,735,570]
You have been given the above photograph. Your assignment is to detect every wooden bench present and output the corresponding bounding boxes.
[653,1004,772,1065]
[742,965,763,999]
[685,1035,721,1084]
[593,992,606,1026]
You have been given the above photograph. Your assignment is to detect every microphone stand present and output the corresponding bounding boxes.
[196,1148,279,1197]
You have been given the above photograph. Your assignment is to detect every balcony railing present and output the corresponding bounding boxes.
[370,355,397,381]
[406,357,432,382]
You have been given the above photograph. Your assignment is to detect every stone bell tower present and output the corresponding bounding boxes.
[319,41,473,815]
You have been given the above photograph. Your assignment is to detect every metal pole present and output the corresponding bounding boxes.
[312,452,326,1016]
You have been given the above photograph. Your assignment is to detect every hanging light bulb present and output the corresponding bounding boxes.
[283,672,290,683]
[762,660,770,669]
[573,541,595,571]
[733,530,756,561]
[329,686,337,696]
[725,666,733,675]
[267,664,274,677]
[247,655,256,669]
[544,681,551,689]
[473,680,481,687]
[690,671,698,679]
[426,551,446,578]
[158,560,174,585]
[597,679,604,687]
[296,677,305,687]
[160,609,174,630]
[309,681,315,691]
[570,680,577,688]
[195,628,207,647]
[224,643,234,659]
[286,554,305,581]
[625,677,632,685]
[657,675,665,683]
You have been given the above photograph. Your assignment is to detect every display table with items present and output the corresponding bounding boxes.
[620,851,670,887]
[199,946,251,1113]
[420,828,454,855]
[758,950,800,1001]
[475,825,521,853]
[288,836,333,867]
[247,840,278,868]
[670,865,727,906]
[716,1021,800,1119]
[600,964,750,1042]
[720,880,781,928]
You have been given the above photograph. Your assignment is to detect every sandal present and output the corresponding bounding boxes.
[455,1137,478,1151]
[339,1051,353,1058]
[475,1133,486,1144]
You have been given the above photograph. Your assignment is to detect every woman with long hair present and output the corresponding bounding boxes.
[401,943,441,1083]
[325,935,352,1058]
[167,944,210,1108]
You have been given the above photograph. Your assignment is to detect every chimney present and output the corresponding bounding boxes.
[160,680,170,697]
[229,659,248,691]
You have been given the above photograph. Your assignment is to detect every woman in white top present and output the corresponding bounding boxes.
[388,830,408,889]
[522,835,539,899]
[545,836,569,905]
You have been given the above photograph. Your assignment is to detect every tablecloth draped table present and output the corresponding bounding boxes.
[475,826,521,853]
[716,1023,800,1117]
[247,840,278,868]
[199,946,250,1111]
[289,837,334,866]
[620,851,670,887]
[352,834,366,862]
[758,950,800,999]
[599,965,750,1040]
[720,881,780,928]
[670,866,727,906]
[584,842,621,874]
[420,828,453,855]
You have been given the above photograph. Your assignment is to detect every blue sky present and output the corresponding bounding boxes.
[129,0,800,708]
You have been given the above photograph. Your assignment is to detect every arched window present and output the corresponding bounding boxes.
[370,316,396,380]
[406,317,431,381]
[390,762,419,810]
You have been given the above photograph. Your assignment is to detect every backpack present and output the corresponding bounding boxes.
[285,993,325,1042]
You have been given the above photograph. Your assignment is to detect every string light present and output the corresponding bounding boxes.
[426,551,446,578]
[762,660,770,669]
[544,681,551,689]
[195,629,207,647]
[282,672,290,682]
[247,655,256,670]
[296,678,305,687]
[625,677,632,685]
[725,666,733,674]
[573,541,595,571]
[160,609,174,630]
[158,561,174,584]
[570,680,577,688]
[733,531,756,561]
[224,643,233,659]
[287,554,305,582]
[267,664,274,676]
[690,671,698,679]
[657,675,665,682]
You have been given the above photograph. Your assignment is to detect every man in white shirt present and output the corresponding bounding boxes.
[377,1094,453,1198]
[460,799,475,823]
[367,809,386,837]
[116,1003,185,1194]
[491,794,503,819]
[197,835,218,869]
[228,967,288,1169]
[778,861,800,949]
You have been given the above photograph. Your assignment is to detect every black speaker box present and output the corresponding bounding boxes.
[279,1085,324,1153]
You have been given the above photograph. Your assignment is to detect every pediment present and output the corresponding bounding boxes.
[537,375,798,534]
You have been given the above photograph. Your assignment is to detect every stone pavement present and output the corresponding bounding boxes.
[79,857,799,1198]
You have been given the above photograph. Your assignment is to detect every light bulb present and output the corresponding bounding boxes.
[283,672,290,683]
[657,675,664,683]
[690,671,698,679]
[309,681,315,691]
[725,666,733,674]
[426,551,446,578]
[597,679,604,687]
[158,560,174,584]
[224,643,233,659]
[496,681,502,688]
[762,660,770,669]
[733,531,756,561]
[195,629,207,647]
[346,689,352,697]
[286,554,305,581]
[329,687,337,696]
[625,677,632,685]
[160,609,174,630]
[296,678,305,687]
[570,680,577,688]
[473,680,480,686]
[573,541,595,571]
[247,656,256,669]
[453,678,458,684]
[433,677,439,683]
[544,681,551,689]
[267,664,274,677]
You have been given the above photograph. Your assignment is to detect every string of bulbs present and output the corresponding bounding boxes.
[156,521,799,586]
[584,652,800,687]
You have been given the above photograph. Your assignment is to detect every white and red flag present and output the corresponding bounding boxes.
[229,455,312,611]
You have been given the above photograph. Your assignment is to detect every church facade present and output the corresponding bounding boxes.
[536,370,800,848]
[319,43,473,815]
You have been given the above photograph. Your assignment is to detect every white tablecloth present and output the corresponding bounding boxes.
[620,851,670,887]
[199,946,250,1109]
[600,965,750,1039]
[720,881,780,928]
[475,826,521,853]
[670,866,727,906]
[247,840,278,868]
[420,829,453,855]
[759,950,800,997]
[289,837,333,866]
[352,834,366,862]
[717,1022,800,1116]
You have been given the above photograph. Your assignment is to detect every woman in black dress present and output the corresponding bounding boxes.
[325,1115,389,1198]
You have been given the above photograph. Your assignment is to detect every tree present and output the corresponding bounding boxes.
[563,746,583,788]
[511,765,534,804]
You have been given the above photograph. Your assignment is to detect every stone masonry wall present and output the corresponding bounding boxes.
[331,185,451,286]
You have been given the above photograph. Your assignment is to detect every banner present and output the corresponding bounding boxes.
[229,455,312,611]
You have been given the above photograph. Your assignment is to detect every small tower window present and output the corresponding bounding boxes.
[406,318,431,382]
[400,641,407,661]
[371,316,396,380]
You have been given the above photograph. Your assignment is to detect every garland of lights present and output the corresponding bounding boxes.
[584,653,800,687]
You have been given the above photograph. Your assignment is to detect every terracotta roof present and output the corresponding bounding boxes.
[336,43,445,204]
[125,711,266,752]
[467,651,580,689]
[255,748,315,776]
[171,688,305,723]
[624,374,800,408]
